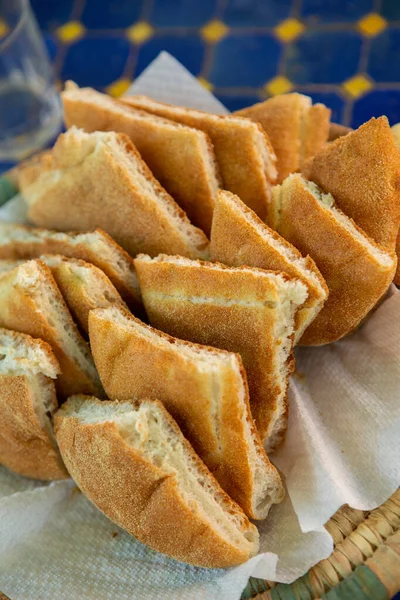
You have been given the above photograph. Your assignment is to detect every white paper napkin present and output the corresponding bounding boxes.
[0,53,399,600]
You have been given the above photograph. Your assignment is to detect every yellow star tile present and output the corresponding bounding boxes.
[197,77,214,91]
[0,19,9,39]
[127,22,153,44]
[56,21,85,43]
[201,20,229,43]
[106,78,132,98]
[358,13,387,37]
[265,76,294,96]
[342,74,372,98]
[274,18,305,43]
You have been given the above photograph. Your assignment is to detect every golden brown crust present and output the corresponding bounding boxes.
[0,223,142,311]
[302,116,400,250]
[20,129,209,260]
[0,260,102,398]
[235,94,330,184]
[302,103,331,164]
[134,255,296,441]
[122,95,276,221]
[88,306,283,519]
[42,255,127,334]
[210,189,328,340]
[0,374,68,480]
[62,87,220,236]
[54,396,258,568]
[273,175,397,345]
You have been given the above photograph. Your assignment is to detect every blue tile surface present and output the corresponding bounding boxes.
[21,0,400,131]
[30,0,74,31]
[210,34,281,87]
[62,37,131,88]
[286,30,362,84]
[368,28,400,83]
[82,0,144,29]
[136,35,205,77]
[223,0,292,27]
[150,0,215,27]
[301,0,373,23]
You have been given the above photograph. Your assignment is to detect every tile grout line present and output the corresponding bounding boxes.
[199,0,228,81]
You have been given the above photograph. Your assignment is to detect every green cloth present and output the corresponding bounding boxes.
[0,176,18,207]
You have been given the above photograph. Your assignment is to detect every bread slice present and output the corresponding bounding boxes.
[54,395,259,567]
[302,116,400,250]
[0,328,68,480]
[0,222,142,310]
[41,255,127,334]
[210,189,328,342]
[271,174,397,345]
[20,127,209,260]
[0,259,103,398]
[88,305,284,519]
[122,95,277,221]
[62,85,221,235]
[0,255,127,334]
[134,254,308,451]
[234,93,331,184]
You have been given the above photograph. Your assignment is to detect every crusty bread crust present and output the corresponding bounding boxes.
[0,259,103,397]
[0,223,142,310]
[122,95,277,221]
[41,255,127,333]
[272,175,397,345]
[235,94,330,184]
[88,305,284,519]
[62,86,221,235]
[134,254,305,443]
[210,189,328,341]
[54,396,259,568]
[302,116,400,250]
[20,128,209,260]
[0,374,68,480]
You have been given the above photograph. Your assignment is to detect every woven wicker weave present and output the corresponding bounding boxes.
[242,489,400,600]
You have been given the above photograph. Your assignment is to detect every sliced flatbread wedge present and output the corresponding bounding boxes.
[134,254,308,450]
[62,85,221,235]
[271,174,397,345]
[19,128,209,259]
[0,259,103,398]
[0,222,142,310]
[302,116,400,250]
[54,395,259,567]
[210,189,328,342]
[89,305,284,519]
[0,328,68,480]
[122,95,277,220]
[235,93,331,183]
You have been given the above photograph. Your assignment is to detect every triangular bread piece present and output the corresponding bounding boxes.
[0,222,141,310]
[54,395,259,568]
[89,305,284,519]
[210,189,328,342]
[235,93,331,183]
[19,128,209,259]
[134,254,308,451]
[271,174,397,345]
[0,255,127,335]
[302,117,400,250]
[62,85,221,235]
[122,95,277,220]
[0,328,68,480]
[0,259,103,398]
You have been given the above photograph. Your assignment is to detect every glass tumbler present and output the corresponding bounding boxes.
[0,0,62,161]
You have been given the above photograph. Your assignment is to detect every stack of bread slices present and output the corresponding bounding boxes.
[0,85,399,568]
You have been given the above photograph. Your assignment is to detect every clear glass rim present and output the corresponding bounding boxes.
[0,0,30,53]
